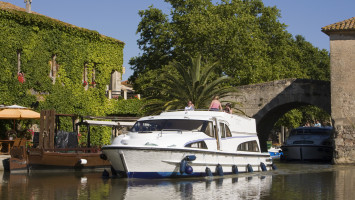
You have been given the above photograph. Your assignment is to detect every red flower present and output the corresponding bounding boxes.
[27,129,34,136]
[18,72,25,83]
[83,81,88,86]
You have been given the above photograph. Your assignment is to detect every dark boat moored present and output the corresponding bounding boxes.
[281,126,333,162]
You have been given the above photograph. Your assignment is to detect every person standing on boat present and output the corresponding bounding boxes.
[314,120,321,127]
[209,96,222,111]
[224,103,233,114]
[185,100,195,111]
[304,121,311,127]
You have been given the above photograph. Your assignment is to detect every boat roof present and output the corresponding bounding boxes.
[78,120,135,127]
[139,110,250,120]
[137,110,257,134]
[293,126,333,131]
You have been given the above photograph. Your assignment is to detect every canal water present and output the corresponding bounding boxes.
[1,161,354,200]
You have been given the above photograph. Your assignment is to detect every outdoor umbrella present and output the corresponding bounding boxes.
[0,105,40,133]
[0,105,40,119]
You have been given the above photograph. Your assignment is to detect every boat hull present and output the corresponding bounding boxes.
[103,146,273,179]
[10,148,111,173]
[281,145,332,161]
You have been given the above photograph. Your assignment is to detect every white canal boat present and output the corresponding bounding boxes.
[281,126,333,162]
[102,111,274,178]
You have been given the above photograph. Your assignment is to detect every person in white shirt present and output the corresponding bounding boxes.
[185,101,194,111]
[314,120,321,127]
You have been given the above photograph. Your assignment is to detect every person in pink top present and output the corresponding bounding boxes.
[209,96,222,111]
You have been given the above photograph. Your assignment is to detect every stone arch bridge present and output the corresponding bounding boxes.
[224,78,331,151]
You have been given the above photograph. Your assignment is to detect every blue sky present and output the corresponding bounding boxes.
[7,0,355,81]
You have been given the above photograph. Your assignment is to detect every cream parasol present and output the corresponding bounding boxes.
[0,105,40,135]
[0,105,40,119]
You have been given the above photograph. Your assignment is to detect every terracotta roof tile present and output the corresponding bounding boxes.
[121,80,132,87]
[322,17,355,34]
[0,1,41,14]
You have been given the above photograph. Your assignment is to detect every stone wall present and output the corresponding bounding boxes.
[333,125,355,164]
[329,32,355,164]
[329,33,355,122]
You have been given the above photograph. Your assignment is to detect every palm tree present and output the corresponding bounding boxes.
[143,54,237,114]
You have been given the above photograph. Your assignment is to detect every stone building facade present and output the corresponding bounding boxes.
[322,17,355,164]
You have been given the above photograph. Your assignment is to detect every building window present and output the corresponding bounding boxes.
[83,63,96,89]
[17,49,21,73]
[49,54,59,83]
[91,67,96,87]
[83,63,88,89]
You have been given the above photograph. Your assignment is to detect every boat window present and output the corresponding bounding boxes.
[225,125,232,137]
[202,121,214,137]
[293,140,314,144]
[220,123,225,138]
[185,141,207,149]
[131,119,213,136]
[237,140,259,152]
[290,128,333,136]
[219,123,232,138]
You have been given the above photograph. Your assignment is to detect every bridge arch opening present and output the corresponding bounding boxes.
[230,78,331,151]
[255,102,331,152]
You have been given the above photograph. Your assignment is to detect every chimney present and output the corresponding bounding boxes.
[25,0,32,13]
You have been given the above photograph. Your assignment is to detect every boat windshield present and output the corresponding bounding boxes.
[131,119,214,136]
[290,128,333,136]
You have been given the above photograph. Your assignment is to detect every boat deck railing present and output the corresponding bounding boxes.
[28,147,102,153]
[163,109,250,118]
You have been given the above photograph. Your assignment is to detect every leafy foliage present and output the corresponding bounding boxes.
[129,0,330,130]
[130,0,330,95]
[0,8,140,141]
[111,98,146,116]
[143,54,237,114]
[275,105,331,129]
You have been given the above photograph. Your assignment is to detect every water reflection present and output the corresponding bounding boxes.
[0,172,111,200]
[119,175,271,200]
[1,163,355,199]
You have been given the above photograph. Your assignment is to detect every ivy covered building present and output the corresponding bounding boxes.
[0,2,127,116]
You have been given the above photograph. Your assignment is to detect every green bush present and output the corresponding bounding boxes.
[111,98,146,116]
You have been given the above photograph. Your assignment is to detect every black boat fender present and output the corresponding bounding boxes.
[247,164,253,172]
[205,167,213,176]
[216,164,223,176]
[260,162,267,171]
[232,165,239,174]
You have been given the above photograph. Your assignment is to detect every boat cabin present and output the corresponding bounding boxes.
[123,110,261,153]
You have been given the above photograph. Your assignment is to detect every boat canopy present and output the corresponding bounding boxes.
[137,111,257,135]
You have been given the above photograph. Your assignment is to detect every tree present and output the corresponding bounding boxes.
[129,0,330,96]
[143,54,237,114]
[274,105,331,130]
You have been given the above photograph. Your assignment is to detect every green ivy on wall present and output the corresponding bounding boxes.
[111,98,146,116]
[0,8,141,142]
